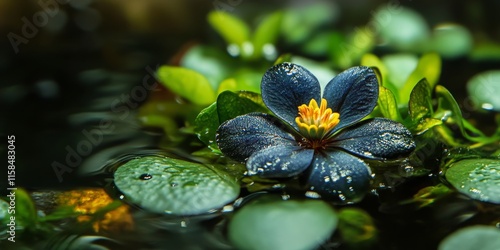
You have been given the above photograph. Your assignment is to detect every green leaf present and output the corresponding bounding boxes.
[381,53,419,90]
[400,53,441,105]
[208,11,250,46]
[157,66,216,105]
[194,102,219,150]
[435,85,496,144]
[411,118,443,135]
[252,11,283,59]
[194,91,266,150]
[228,195,338,250]
[378,86,402,122]
[114,156,240,215]
[373,6,430,51]
[217,91,267,123]
[445,158,500,204]
[338,208,377,247]
[14,189,37,228]
[282,2,339,45]
[466,70,500,112]
[409,78,433,121]
[438,226,500,250]
[180,45,236,89]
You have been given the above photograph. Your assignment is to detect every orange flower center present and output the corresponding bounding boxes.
[295,98,340,145]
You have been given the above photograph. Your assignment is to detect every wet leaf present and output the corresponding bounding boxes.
[208,11,250,46]
[195,91,266,150]
[228,195,338,250]
[445,158,500,204]
[194,102,219,150]
[409,79,433,121]
[466,70,500,112]
[157,66,216,105]
[438,226,500,250]
[217,91,267,123]
[114,156,239,215]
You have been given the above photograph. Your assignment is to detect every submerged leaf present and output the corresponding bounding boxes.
[228,195,338,250]
[114,156,239,215]
[445,158,500,204]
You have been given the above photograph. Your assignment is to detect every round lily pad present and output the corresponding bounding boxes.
[113,156,239,215]
[467,71,500,111]
[228,195,338,250]
[445,159,500,204]
[438,226,500,250]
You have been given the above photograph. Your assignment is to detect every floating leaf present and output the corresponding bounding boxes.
[228,195,338,250]
[208,11,250,46]
[114,156,239,215]
[438,226,500,250]
[466,70,500,112]
[445,158,500,204]
[157,66,216,105]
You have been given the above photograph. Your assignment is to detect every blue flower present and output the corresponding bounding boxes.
[216,63,415,202]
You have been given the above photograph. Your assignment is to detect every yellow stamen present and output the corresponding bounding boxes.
[295,98,340,141]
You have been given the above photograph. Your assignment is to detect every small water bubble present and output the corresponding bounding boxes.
[139,173,153,180]
[281,194,290,200]
[180,220,188,228]
[119,195,125,200]
[324,176,331,183]
[170,182,178,187]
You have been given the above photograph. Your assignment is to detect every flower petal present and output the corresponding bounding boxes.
[261,62,321,130]
[331,118,416,160]
[247,145,314,178]
[323,66,378,134]
[305,150,371,203]
[216,113,296,162]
